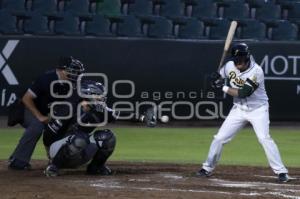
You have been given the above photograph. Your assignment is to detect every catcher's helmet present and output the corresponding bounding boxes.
[231,43,250,65]
[58,56,85,82]
[81,80,105,96]
[81,80,106,112]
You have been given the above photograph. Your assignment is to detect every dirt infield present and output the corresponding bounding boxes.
[1,161,300,199]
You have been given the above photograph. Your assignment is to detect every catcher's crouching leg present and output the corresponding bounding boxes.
[46,133,90,176]
[54,133,90,168]
[86,129,116,175]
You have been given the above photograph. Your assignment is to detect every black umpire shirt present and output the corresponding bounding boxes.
[28,69,71,115]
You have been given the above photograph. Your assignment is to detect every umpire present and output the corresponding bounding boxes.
[8,56,85,170]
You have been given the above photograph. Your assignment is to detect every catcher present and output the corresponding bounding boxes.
[43,80,157,176]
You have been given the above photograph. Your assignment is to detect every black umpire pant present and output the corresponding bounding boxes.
[10,108,45,164]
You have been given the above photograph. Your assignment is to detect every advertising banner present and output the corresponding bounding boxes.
[0,37,299,121]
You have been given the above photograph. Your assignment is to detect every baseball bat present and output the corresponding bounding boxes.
[217,20,238,71]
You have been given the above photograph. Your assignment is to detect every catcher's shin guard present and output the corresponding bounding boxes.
[87,129,116,174]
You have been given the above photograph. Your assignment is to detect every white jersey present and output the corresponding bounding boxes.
[219,57,268,111]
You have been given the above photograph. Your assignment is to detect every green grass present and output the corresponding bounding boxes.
[1,127,300,167]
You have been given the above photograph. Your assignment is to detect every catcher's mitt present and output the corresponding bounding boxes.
[142,107,157,127]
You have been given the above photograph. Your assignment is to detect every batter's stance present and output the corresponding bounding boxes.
[197,43,289,183]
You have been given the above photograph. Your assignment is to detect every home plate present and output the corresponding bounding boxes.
[255,175,298,180]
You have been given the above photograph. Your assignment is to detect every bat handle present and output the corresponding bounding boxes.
[218,50,227,71]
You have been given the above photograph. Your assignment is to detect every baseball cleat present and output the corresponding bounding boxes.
[8,158,32,170]
[196,168,212,177]
[44,164,59,177]
[86,164,112,176]
[278,173,290,183]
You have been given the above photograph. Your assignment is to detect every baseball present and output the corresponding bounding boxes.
[160,115,169,123]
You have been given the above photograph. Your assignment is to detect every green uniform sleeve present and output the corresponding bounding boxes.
[238,78,259,98]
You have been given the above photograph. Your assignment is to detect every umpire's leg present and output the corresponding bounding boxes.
[9,109,45,170]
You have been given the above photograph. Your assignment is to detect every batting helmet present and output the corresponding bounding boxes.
[231,43,250,65]
[58,56,85,82]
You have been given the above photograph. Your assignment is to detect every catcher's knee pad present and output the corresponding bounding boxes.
[67,133,90,156]
[90,129,116,155]
[52,133,89,168]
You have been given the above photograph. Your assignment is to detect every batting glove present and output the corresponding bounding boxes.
[210,72,225,89]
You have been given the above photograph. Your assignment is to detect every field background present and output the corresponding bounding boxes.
[2,126,300,199]
[1,126,299,167]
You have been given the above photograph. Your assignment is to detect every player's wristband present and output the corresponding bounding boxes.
[222,86,229,93]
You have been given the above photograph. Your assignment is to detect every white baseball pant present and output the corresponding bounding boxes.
[202,104,288,174]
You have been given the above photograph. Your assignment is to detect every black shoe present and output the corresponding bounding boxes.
[196,168,211,177]
[86,164,112,176]
[8,158,31,170]
[44,164,59,177]
[278,173,290,183]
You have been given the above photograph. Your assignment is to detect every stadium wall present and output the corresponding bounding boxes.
[0,37,299,121]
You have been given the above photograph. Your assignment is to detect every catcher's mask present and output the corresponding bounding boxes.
[58,56,85,82]
[81,80,106,112]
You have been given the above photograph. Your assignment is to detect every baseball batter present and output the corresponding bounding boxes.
[197,43,289,182]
